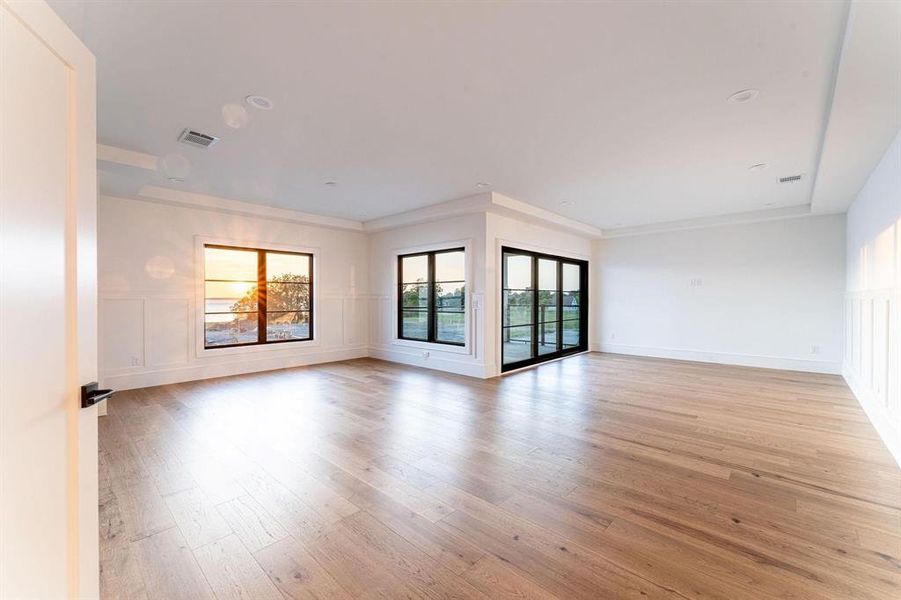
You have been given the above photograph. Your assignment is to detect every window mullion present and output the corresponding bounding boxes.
[531,255,539,359]
[428,252,436,343]
[258,250,267,345]
[557,260,563,350]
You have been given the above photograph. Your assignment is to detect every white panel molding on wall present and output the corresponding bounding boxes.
[100,291,369,390]
[843,290,901,466]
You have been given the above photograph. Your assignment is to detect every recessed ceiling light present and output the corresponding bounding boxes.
[559,200,572,206]
[476,182,490,188]
[764,202,774,207]
[727,89,760,104]
[325,181,337,186]
[245,95,274,110]
[749,163,768,172]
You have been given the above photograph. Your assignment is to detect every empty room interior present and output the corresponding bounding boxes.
[3,0,901,598]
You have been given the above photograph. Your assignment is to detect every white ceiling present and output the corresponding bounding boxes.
[48,0,895,229]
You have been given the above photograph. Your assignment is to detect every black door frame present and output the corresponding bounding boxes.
[500,246,589,372]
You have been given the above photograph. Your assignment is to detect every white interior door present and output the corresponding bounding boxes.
[0,1,99,598]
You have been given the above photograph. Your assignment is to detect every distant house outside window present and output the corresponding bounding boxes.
[203,244,313,348]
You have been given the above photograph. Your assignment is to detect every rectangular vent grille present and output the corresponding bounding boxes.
[779,174,802,183]
[178,128,219,148]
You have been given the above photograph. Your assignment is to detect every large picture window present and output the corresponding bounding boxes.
[398,248,465,346]
[501,247,587,371]
[204,244,313,348]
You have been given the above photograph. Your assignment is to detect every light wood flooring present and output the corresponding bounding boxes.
[99,353,901,599]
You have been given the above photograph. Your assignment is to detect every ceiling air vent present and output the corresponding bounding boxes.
[779,174,803,183]
[177,128,219,149]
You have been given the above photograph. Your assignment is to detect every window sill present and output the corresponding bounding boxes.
[197,338,320,358]
[391,337,470,355]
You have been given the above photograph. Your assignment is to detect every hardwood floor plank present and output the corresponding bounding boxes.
[338,510,490,599]
[193,534,283,600]
[132,527,214,600]
[462,555,562,600]
[100,544,148,600]
[164,487,233,550]
[253,536,354,600]
[216,495,290,553]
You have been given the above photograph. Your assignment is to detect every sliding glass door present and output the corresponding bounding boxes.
[501,247,587,371]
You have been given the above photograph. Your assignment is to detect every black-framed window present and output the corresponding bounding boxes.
[204,244,313,348]
[501,247,587,371]
[398,248,465,346]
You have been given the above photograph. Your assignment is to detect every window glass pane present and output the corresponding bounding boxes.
[538,259,557,290]
[205,247,257,281]
[205,281,257,313]
[562,306,580,321]
[435,251,464,282]
[436,312,465,344]
[401,255,428,283]
[503,290,533,326]
[504,253,532,290]
[502,325,533,364]
[538,321,558,355]
[267,311,310,341]
[267,281,310,312]
[563,263,580,291]
[563,319,580,347]
[401,310,428,340]
[435,283,464,311]
[267,252,310,282]
[537,291,558,323]
[401,284,429,308]
[205,312,258,346]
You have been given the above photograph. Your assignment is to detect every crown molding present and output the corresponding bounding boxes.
[362,192,492,232]
[599,204,824,239]
[97,143,158,171]
[135,186,365,231]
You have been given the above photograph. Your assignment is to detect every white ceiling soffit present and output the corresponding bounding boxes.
[362,192,603,237]
[811,0,901,214]
[601,204,812,238]
[53,0,857,230]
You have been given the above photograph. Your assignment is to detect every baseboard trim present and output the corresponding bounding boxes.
[102,347,369,390]
[595,343,842,374]
[368,346,491,379]
[843,365,901,469]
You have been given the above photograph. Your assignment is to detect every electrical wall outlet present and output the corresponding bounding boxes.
[421,351,430,359]
[810,345,820,355]
[690,278,703,287]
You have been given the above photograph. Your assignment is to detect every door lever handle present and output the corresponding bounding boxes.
[81,382,114,409]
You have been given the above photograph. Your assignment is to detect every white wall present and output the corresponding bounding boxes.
[594,215,846,373]
[844,129,901,466]
[368,213,489,377]
[98,196,369,390]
